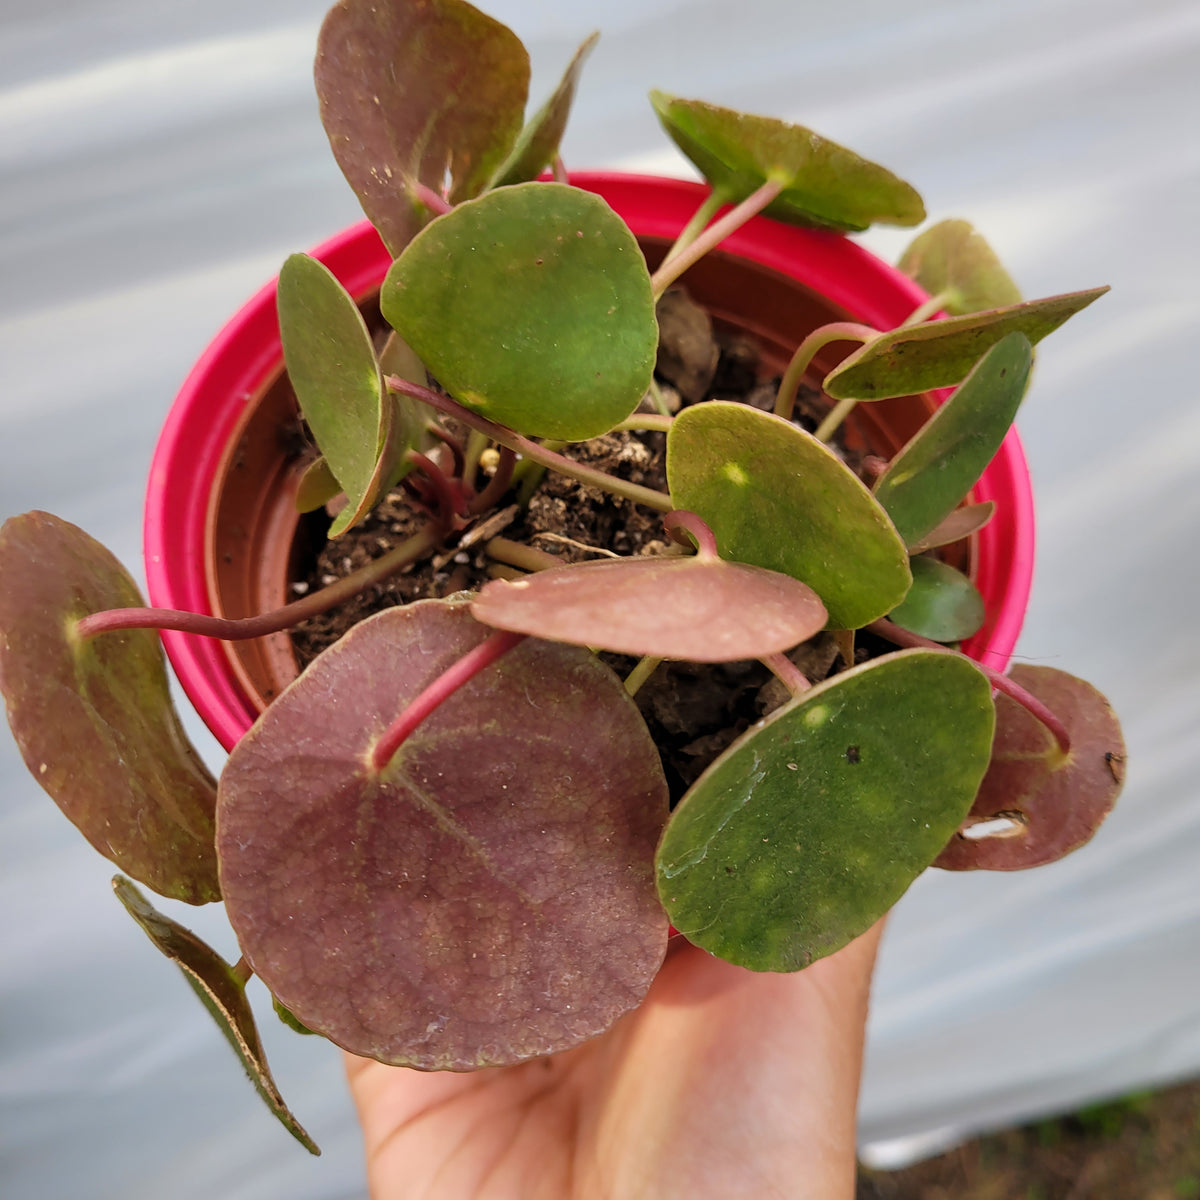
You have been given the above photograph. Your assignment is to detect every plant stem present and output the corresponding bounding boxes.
[663,509,719,559]
[467,446,516,515]
[613,413,674,434]
[371,630,527,769]
[646,377,673,418]
[867,619,1073,754]
[900,288,955,327]
[407,450,467,523]
[485,537,562,574]
[461,427,488,483]
[231,956,254,986]
[813,396,862,444]
[760,652,811,696]
[551,155,569,185]
[774,322,877,422]
[75,526,441,641]
[659,187,727,267]
[385,377,675,512]
[623,655,662,697]
[411,180,452,216]
[650,177,787,299]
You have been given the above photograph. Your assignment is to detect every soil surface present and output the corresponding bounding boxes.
[857,1078,1200,1200]
[287,286,884,802]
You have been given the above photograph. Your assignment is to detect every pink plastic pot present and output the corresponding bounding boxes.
[145,172,1034,752]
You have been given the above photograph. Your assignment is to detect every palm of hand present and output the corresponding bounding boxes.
[346,926,881,1200]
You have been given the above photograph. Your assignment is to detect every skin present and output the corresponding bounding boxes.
[345,920,884,1199]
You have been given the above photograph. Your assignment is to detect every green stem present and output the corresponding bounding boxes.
[76,526,442,641]
[900,288,955,328]
[650,178,787,299]
[613,413,674,434]
[485,537,562,573]
[646,377,673,418]
[623,655,663,697]
[386,377,674,513]
[659,187,728,267]
[462,428,490,487]
[814,396,861,444]
[774,322,877,422]
[231,956,254,986]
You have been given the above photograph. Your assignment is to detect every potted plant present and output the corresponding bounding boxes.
[0,0,1123,1154]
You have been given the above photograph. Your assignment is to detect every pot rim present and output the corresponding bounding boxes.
[144,171,1034,752]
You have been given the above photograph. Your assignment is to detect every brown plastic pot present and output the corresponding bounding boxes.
[146,172,1033,751]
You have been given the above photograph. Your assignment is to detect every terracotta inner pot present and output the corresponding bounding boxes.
[203,238,967,715]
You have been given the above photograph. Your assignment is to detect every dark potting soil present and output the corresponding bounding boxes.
[288,288,879,803]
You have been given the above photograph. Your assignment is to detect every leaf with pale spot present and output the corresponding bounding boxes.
[887,557,985,643]
[315,0,530,255]
[0,513,219,903]
[381,184,657,440]
[649,91,924,232]
[217,599,669,1070]
[824,288,1107,400]
[898,219,1022,315]
[112,876,319,1154]
[657,650,995,970]
[935,666,1124,870]
[666,402,911,629]
[471,554,827,661]
[875,333,1032,546]
[493,33,599,186]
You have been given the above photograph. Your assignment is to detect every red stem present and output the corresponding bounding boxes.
[867,619,1072,754]
[467,446,517,515]
[664,509,720,559]
[371,629,527,770]
[407,450,468,523]
[75,526,441,642]
[411,180,452,216]
[760,653,811,696]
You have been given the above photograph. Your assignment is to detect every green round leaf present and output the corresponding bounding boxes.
[875,332,1032,546]
[316,0,530,255]
[898,219,1022,315]
[217,600,669,1070]
[657,650,995,970]
[112,877,319,1154]
[824,287,1108,400]
[666,402,911,629]
[471,554,827,661]
[0,513,219,904]
[935,666,1124,870]
[886,556,986,643]
[382,183,657,440]
[650,91,925,232]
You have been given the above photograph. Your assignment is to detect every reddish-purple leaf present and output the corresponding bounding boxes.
[112,877,319,1154]
[471,554,827,661]
[217,599,669,1070]
[935,665,1125,870]
[315,0,530,255]
[0,513,219,903]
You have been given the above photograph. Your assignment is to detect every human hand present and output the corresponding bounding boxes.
[345,920,883,1199]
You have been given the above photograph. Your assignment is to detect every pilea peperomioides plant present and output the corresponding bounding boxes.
[0,0,1125,1153]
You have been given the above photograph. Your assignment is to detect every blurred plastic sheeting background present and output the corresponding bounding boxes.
[1,0,1196,1194]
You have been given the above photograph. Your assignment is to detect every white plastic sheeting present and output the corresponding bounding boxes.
[1,0,1195,1194]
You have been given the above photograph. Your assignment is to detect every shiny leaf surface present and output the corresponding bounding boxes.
[657,650,995,970]
[935,666,1125,870]
[382,183,657,440]
[666,402,911,629]
[874,332,1032,545]
[886,557,986,642]
[471,554,827,661]
[824,287,1108,399]
[217,600,669,1070]
[0,513,219,903]
[315,0,529,255]
[650,91,924,231]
